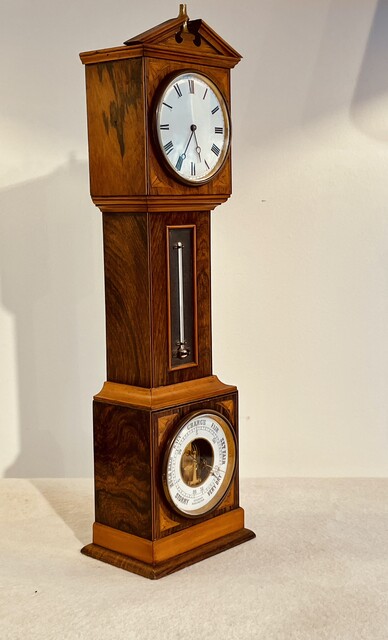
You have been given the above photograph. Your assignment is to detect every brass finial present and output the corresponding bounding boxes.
[178,4,189,31]
[179,4,188,19]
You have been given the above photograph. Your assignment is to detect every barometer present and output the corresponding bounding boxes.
[163,411,236,516]
[79,4,255,579]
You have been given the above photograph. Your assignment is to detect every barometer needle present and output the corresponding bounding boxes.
[186,453,225,474]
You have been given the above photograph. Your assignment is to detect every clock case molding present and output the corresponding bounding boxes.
[79,11,240,212]
[79,9,255,579]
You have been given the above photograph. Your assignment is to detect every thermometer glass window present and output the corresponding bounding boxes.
[168,226,196,368]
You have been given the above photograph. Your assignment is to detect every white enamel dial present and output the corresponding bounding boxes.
[163,412,236,517]
[155,72,230,184]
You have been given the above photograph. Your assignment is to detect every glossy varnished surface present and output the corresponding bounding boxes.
[103,211,211,388]
[92,387,239,542]
[103,213,151,387]
[94,375,236,410]
[80,10,248,579]
[81,527,255,580]
[92,508,245,563]
[85,59,146,197]
[82,42,233,200]
[80,14,242,68]
[150,211,211,386]
[93,402,152,539]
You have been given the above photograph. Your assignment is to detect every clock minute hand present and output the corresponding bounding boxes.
[176,129,195,171]
[183,129,194,156]
[192,126,202,162]
[182,124,199,157]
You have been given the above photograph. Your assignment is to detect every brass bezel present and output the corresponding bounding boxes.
[162,409,236,518]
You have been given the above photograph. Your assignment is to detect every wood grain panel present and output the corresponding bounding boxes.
[219,399,234,416]
[85,58,146,197]
[150,211,211,387]
[93,402,152,539]
[220,481,235,509]
[103,213,151,387]
[157,413,178,445]
[159,504,180,533]
[103,211,211,388]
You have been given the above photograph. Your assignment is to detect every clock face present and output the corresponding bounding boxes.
[163,411,236,517]
[155,72,230,185]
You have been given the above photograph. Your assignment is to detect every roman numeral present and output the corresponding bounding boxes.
[191,162,196,176]
[175,156,183,171]
[164,140,174,155]
[163,102,173,110]
[174,84,182,98]
[160,124,170,130]
[205,160,210,170]
[203,88,208,100]
[211,144,220,156]
[188,79,195,94]
[215,127,223,134]
[211,106,220,115]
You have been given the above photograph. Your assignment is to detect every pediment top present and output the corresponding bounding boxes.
[80,6,242,67]
[124,5,242,61]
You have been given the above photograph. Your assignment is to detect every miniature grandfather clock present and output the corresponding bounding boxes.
[79,5,255,579]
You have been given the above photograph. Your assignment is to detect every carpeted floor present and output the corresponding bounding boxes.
[1,478,388,639]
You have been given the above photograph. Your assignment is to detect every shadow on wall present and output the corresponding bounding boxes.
[351,0,388,143]
[0,156,104,477]
[299,0,388,134]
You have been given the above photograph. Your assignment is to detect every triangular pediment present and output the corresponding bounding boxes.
[124,9,242,65]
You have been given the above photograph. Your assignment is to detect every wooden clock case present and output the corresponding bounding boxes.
[80,9,255,579]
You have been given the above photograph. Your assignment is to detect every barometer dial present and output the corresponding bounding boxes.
[163,411,236,517]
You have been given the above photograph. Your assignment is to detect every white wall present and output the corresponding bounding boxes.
[1,0,388,477]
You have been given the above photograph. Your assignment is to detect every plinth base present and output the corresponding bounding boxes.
[81,527,255,579]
